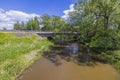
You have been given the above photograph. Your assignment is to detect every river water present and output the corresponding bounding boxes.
[17,43,120,80]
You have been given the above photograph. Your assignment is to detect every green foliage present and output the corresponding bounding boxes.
[102,51,120,71]
[14,21,25,30]
[0,32,15,44]
[40,14,52,31]
[68,0,120,50]
[26,17,40,30]
[90,30,120,50]
[40,14,67,32]
[14,17,40,30]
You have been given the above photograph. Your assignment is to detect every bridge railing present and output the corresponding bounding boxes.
[0,30,53,33]
[0,30,80,35]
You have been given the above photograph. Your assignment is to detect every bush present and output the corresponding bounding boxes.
[102,51,120,71]
[89,30,120,50]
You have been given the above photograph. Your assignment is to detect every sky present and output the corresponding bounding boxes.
[0,0,77,29]
[0,0,76,16]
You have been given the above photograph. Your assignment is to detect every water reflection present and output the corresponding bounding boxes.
[43,43,108,66]
[67,43,79,54]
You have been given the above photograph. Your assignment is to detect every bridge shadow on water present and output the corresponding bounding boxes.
[42,43,108,67]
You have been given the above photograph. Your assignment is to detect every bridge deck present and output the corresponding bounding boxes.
[0,30,80,35]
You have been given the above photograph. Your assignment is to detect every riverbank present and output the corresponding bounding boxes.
[0,32,52,80]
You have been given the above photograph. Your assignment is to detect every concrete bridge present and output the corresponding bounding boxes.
[0,30,80,43]
[0,30,80,37]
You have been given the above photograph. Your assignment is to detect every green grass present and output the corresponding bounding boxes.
[0,32,52,80]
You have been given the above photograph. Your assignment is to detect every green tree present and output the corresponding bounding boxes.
[14,21,26,30]
[40,14,52,31]
[14,21,21,30]
[40,14,67,32]
[52,15,67,32]
[21,21,26,30]
[90,0,120,29]
[68,0,120,50]
[26,17,40,30]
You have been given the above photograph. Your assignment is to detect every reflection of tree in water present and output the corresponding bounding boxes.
[43,43,107,66]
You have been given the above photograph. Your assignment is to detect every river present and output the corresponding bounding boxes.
[16,43,120,80]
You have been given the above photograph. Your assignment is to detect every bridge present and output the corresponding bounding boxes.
[0,30,80,37]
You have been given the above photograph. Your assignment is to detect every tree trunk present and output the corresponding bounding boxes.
[104,16,109,29]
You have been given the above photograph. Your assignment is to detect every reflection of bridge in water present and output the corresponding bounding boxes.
[0,30,80,37]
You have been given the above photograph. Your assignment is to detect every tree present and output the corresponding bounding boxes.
[89,0,120,29]
[40,14,53,31]
[26,17,40,30]
[14,21,21,30]
[68,0,120,50]
[2,27,7,30]
[14,17,40,30]
[14,21,26,30]
[52,15,67,32]
[21,21,25,30]
[40,14,67,32]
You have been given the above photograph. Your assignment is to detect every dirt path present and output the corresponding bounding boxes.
[17,56,120,80]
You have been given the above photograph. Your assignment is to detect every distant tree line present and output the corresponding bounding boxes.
[14,17,40,30]
[13,15,67,32]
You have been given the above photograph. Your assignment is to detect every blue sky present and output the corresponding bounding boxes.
[0,0,76,16]
[0,0,77,29]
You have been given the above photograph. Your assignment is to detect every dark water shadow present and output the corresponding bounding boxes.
[43,43,108,67]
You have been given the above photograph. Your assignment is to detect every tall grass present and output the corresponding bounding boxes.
[0,32,52,80]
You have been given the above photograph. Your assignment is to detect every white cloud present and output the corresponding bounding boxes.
[0,8,5,12]
[0,8,40,30]
[62,4,75,20]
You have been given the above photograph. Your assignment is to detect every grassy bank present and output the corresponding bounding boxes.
[0,32,52,80]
